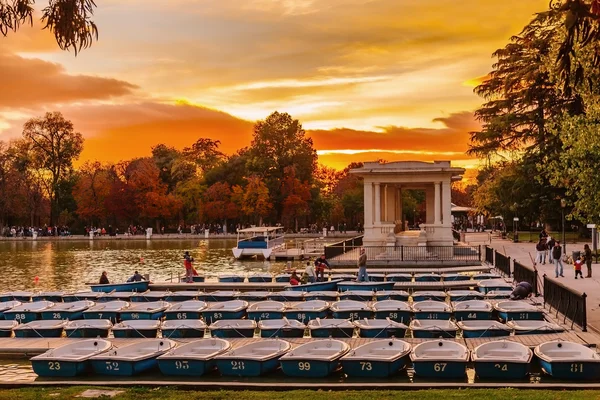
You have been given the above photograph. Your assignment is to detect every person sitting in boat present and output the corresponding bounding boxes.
[304,261,316,283]
[99,271,109,285]
[290,271,300,286]
[127,271,145,282]
[184,251,194,283]
[314,254,331,282]
[509,281,533,300]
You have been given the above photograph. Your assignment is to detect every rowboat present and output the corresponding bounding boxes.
[218,274,245,283]
[0,320,17,337]
[83,301,129,323]
[112,320,160,338]
[494,301,544,322]
[507,320,565,335]
[31,339,112,377]
[275,273,291,283]
[164,291,205,302]
[414,274,442,282]
[368,273,387,282]
[4,301,54,323]
[535,340,600,380]
[411,291,447,302]
[285,279,344,292]
[284,300,329,322]
[202,300,248,323]
[410,340,469,378]
[280,339,350,377]
[330,300,372,320]
[0,291,33,302]
[161,319,207,338]
[452,300,493,321]
[386,274,413,282]
[304,291,339,301]
[90,281,149,293]
[65,319,112,338]
[472,341,532,380]
[208,319,257,338]
[41,300,95,321]
[238,291,269,301]
[247,301,285,321]
[14,320,67,338]
[157,338,231,376]
[354,318,408,338]
[477,279,512,294]
[259,318,306,338]
[267,291,305,302]
[248,273,273,283]
[484,291,512,300]
[130,291,170,302]
[120,301,170,320]
[215,339,291,377]
[341,338,411,378]
[163,300,207,320]
[90,339,176,376]
[373,290,410,301]
[307,318,355,338]
[205,291,240,302]
[442,274,471,282]
[97,292,136,302]
[63,291,103,302]
[32,292,65,303]
[457,320,511,338]
[0,300,21,318]
[447,290,484,302]
[339,290,374,302]
[411,301,452,320]
[337,281,395,292]
[372,300,412,323]
[409,319,458,339]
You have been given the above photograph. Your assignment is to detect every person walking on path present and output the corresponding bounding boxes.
[535,239,547,265]
[547,236,556,263]
[584,244,593,278]
[357,248,368,282]
[552,241,565,278]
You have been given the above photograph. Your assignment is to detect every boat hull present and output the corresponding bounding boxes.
[91,358,157,376]
[219,277,245,283]
[4,311,39,324]
[310,327,354,338]
[498,311,544,322]
[247,311,284,321]
[374,293,410,301]
[268,294,304,302]
[286,280,341,292]
[41,310,85,321]
[284,310,328,322]
[413,311,452,320]
[357,327,407,338]
[474,361,529,380]
[164,311,203,320]
[461,329,510,338]
[337,282,395,292]
[165,294,204,302]
[90,281,149,293]
[202,310,246,323]
[412,294,447,302]
[210,328,255,338]
[0,329,12,338]
[205,294,237,302]
[32,360,87,377]
[305,293,338,301]
[120,311,165,321]
[162,328,205,339]
[32,295,64,303]
[260,327,305,338]
[332,310,372,320]
[342,357,409,378]
[15,327,64,338]
[411,329,457,339]
[454,311,492,321]
[113,328,158,339]
[83,311,119,323]
[65,328,110,338]
[280,359,339,378]
[248,277,272,283]
[540,360,600,380]
[373,311,411,324]
[158,359,214,377]
[412,360,466,379]
[340,293,374,302]
[216,358,280,377]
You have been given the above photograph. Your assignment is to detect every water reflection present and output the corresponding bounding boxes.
[0,239,308,291]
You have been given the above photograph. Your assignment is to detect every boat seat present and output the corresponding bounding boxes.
[543,351,583,358]
[418,351,461,357]
[250,350,280,356]
[307,350,338,356]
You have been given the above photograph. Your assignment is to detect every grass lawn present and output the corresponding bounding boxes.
[4,388,600,400]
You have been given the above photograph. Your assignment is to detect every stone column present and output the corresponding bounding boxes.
[364,181,373,228]
[383,184,388,222]
[434,182,441,224]
[442,180,452,226]
[374,183,381,225]
[398,187,403,230]
[425,186,434,224]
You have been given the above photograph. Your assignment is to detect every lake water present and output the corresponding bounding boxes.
[0,239,307,291]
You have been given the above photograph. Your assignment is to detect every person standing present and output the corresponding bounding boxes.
[304,261,316,283]
[547,236,556,263]
[574,255,584,279]
[535,239,547,265]
[357,248,368,282]
[584,244,593,278]
[552,241,564,278]
[314,254,330,282]
[184,251,194,283]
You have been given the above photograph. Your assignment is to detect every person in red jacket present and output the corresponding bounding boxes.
[574,255,584,279]
[290,271,300,286]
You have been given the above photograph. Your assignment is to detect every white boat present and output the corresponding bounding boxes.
[14,320,67,338]
[120,301,171,320]
[307,318,355,338]
[215,338,291,377]
[208,319,257,338]
[410,339,469,378]
[247,301,285,321]
[31,339,112,377]
[494,301,544,322]
[4,300,54,323]
[280,339,350,377]
[472,341,532,379]
[457,320,511,338]
[65,319,113,338]
[330,300,372,320]
[372,300,411,323]
[535,340,600,380]
[161,319,207,339]
[409,319,458,339]
[83,300,129,322]
[0,320,17,337]
[158,338,231,376]
[202,300,248,322]
[477,279,513,294]
[411,300,452,320]
[0,300,21,313]
[354,318,408,338]
[41,300,95,320]
[90,339,177,376]
[341,338,412,377]
[259,318,306,338]
[452,300,493,321]
[284,300,329,322]
[112,320,160,338]
[232,226,285,259]
[164,300,207,320]
[507,320,565,335]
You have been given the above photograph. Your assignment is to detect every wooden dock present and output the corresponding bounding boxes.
[330,265,491,274]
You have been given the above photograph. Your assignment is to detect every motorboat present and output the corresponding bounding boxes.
[90,339,176,376]
[304,291,339,301]
[163,300,207,320]
[339,290,374,302]
[414,274,442,282]
[204,290,240,302]
[120,301,171,320]
[410,340,469,378]
[259,318,306,338]
[0,320,17,337]
[373,290,410,301]
[112,320,160,338]
[89,280,149,293]
[472,341,532,379]
[330,300,372,320]
[354,318,408,338]
[215,339,291,377]
[31,339,112,377]
[158,338,231,376]
[447,290,484,302]
[411,301,452,320]
[161,319,207,339]
[411,291,447,302]
[507,320,565,335]
[247,301,285,321]
[232,226,285,259]
[208,319,257,338]
[452,300,493,321]
[284,300,329,322]
[202,300,248,323]
[477,279,513,294]
[409,319,459,339]
[248,273,273,283]
[165,290,205,302]
[536,340,600,380]
[457,320,511,338]
[280,339,350,377]
[307,318,355,338]
[83,300,129,323]
[65,319,112,338]
[40,300,95,321]
[237,291,270,301]
[4,301,54,323]
[372,300,412,323]
[341,338,411,377]
[494,301,544,322]
[14,320,67,338]
[337,281,395,292]
[267,291,305,302]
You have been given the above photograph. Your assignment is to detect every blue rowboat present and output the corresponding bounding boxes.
[31,339,112,377]
[215,339,291,377]
[330,300,372,320]
[96,292,136,303]
[280,339,349,378]
[247,301,285,321]
[205,291,240,302]
[259,318,306,338]
[63,291,103,302]
[308,318,355,338]
[83,301,129,323]
[275,273,291,283]
[14,320,67,338]
[457,320,511,338]
[409,319,458,339]
[494,301,544,322]
[0,291,33,302]
[41,300,94,321]
[209,319,256,338]
[411,301,452,320]
[158,338,231,376]
[507,320,565,335]
[238,291,269,301]
[414,274,442,282]
[130,291,170,302]
[164,300,207,320]
[161,319,206,338]
[90,281,149,293]
[65,319,112,338]
[474,273,502,280]
[372,300,412,324]
[304,291,339,301]
[202,300,248,323]
[284,300,329,322]
[191,276,206,283]
[120,301,170,321]
[484,291,511,300]
[374,290,410,302]
[339,290,374,302]
[337,281,395,292]
[248,273,273,283]
[218,274,245,283]
[354,318,408,338]
[0,320,17,337]
[112,320,160,338]
[268,291,305,302]
[386,274,412,282]
[90,339,176,376]
[332,274,356,281]
[535,340,600,380]
[442,274,471,282]
[448,290,484,302]
[341,338,411,378]
[5,301,54,323]
[452,300,493,321]
[368,273,386,282]
[0,300,21,319]
[165,291,205,302]
[33,292,65,303]
[411,291,447,302]
[410,340,469,379]
[477,279,512,294]
[472,341,532,380]
[286,279,344,292]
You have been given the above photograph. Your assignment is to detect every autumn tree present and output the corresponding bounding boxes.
[183,138,225,174]
[281,166,311,231]
[22,112,84,225]
[72,161,112,224]
[202,182,237,228]
[233,175,272,226]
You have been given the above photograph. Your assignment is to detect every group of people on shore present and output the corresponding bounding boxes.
[534,229,592,278]
[3,225,71,237]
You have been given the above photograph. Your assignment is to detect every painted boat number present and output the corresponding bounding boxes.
[260,313,270,319]
[48,362,61,370]
[97,313,103,319]
[231,361,245,370]
[494,363,508,371]
[389,313,398,319]
[175,360,189,369]
[428,314,438,319]
[298,362,311,371]
[571,363,583,372]
[177,313,187,319]
[14,314,26,320]
[130,313,140,319]
[360,362,372,371]
[349,313,359,320]
[53,313,62,319]
[105,361,120,371]
[434,363,447,372]
[519,313,528,319]
[213,313,223,319]
[296,313,306,320]
[467,313,477,319]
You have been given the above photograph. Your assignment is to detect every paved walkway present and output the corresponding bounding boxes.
[464,232,600,333]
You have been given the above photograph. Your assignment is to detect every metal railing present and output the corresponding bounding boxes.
[494,250,511,277]
[324,235,363,259]
[513,261,539,296]
[543,274,587,331]
[326,244,481,261]
[485,246,494,264]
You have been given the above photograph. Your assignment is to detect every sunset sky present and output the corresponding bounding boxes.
[0,0,548,170]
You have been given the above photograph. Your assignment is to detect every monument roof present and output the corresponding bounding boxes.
[350,160,465,176]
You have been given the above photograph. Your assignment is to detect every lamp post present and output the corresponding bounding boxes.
[561,199,566,253]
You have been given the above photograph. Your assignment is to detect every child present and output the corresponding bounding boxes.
[574,255,584,279]
[290,271,300,286]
